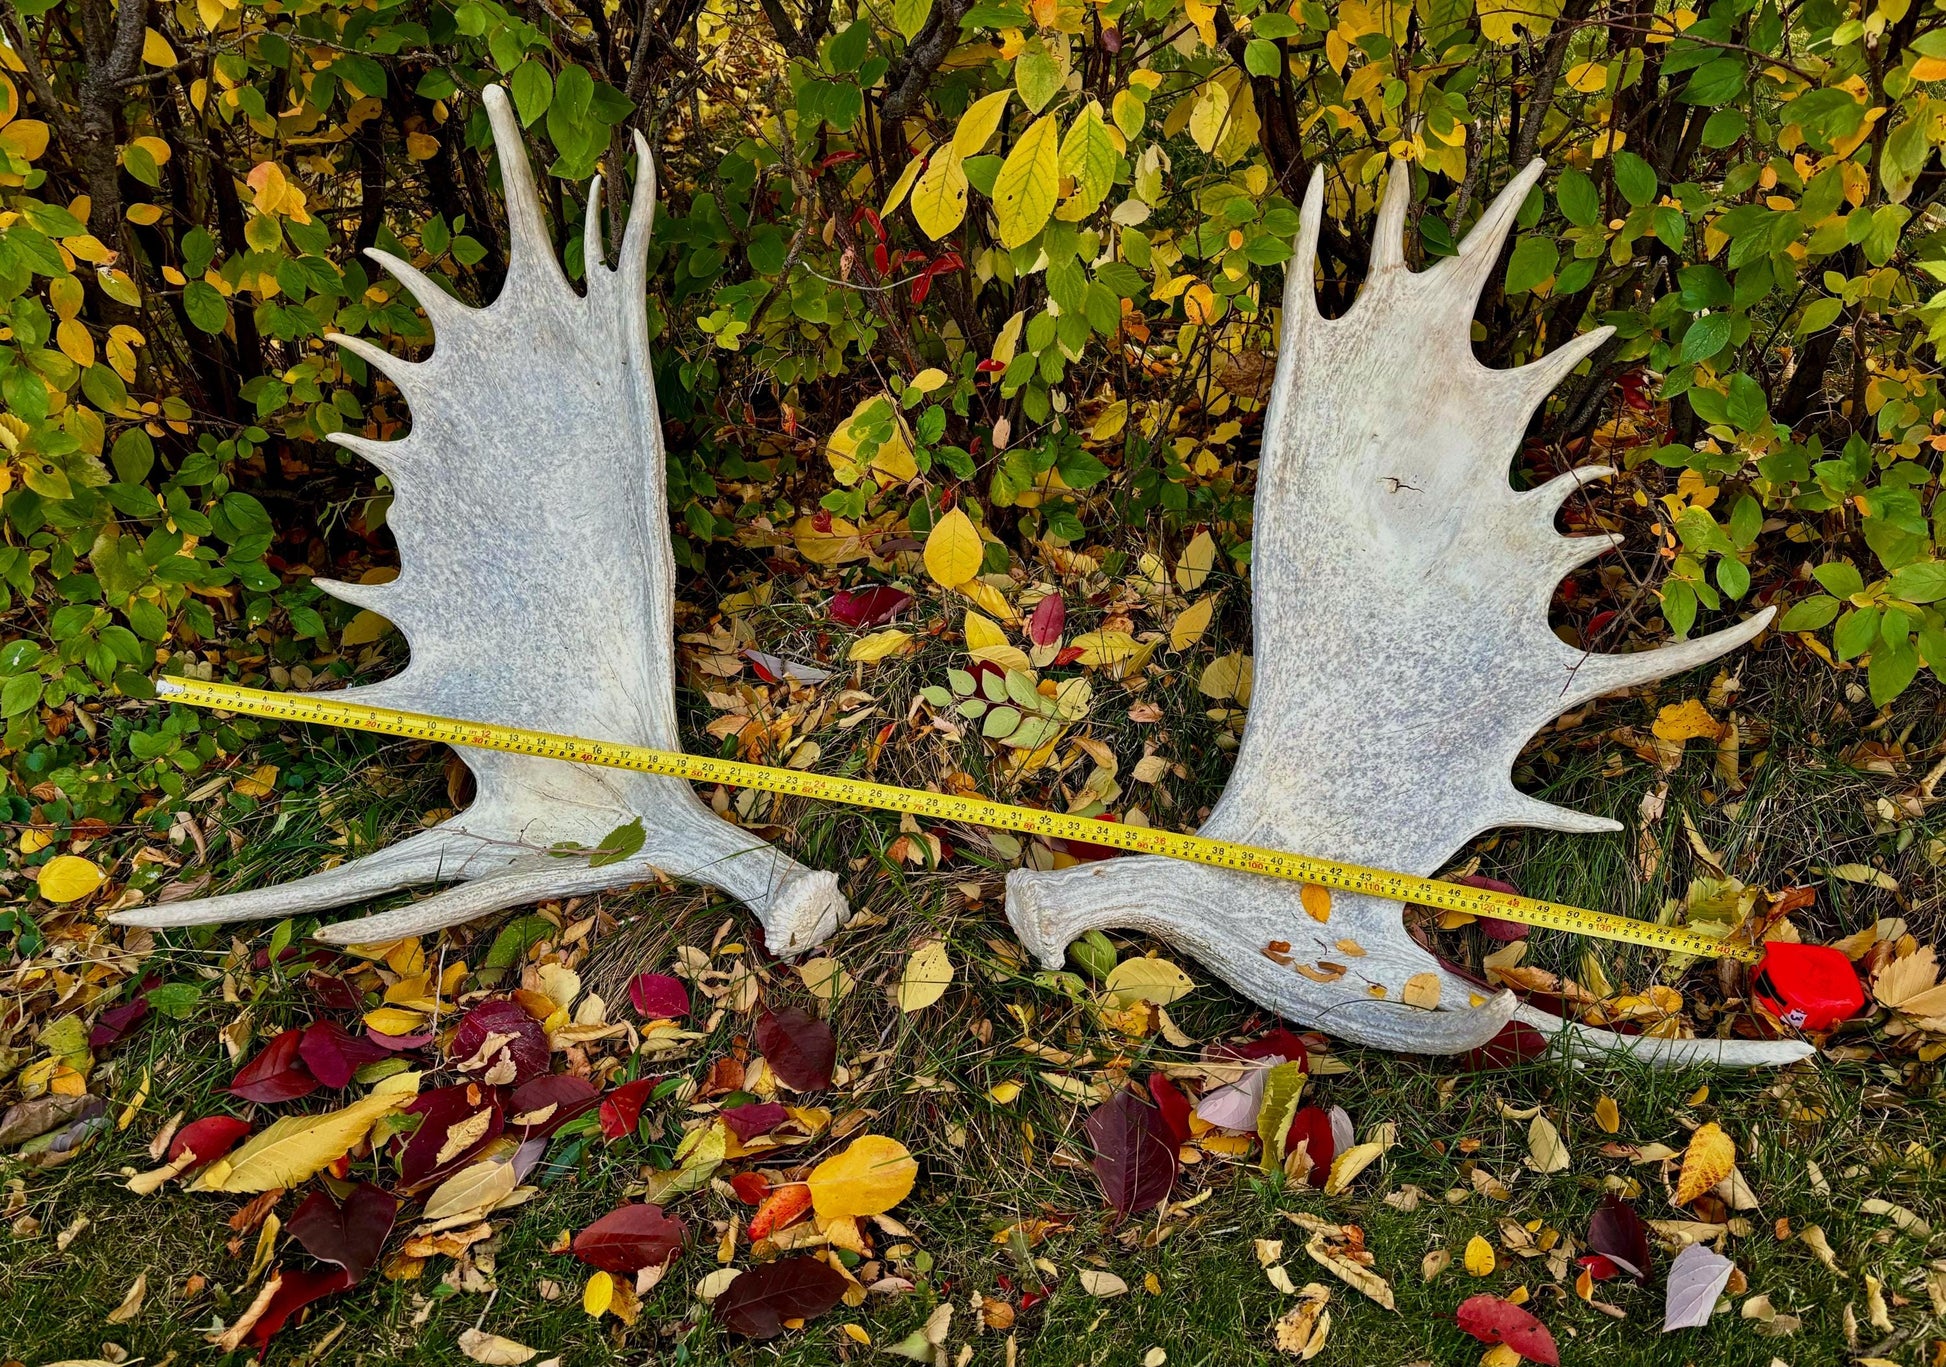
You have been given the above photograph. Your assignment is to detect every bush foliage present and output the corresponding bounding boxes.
[3,0,1946,841]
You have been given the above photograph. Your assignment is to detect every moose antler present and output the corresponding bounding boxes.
[114,87,847,953]
[1007,161,1810,1067]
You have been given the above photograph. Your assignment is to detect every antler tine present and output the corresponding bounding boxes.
[1278,168,1326,324]
[481,84,570,295]
[1526,464,1615,515]
[1508,324,1615,404]
[619,131,659,296]
[364,248,474,335]
[310,575,402,616]
[326,332,423,392]
[308,854,652,945]
[1561,606,1777,707]
[584,172,607,273]
[1490,788,1624,835]
[1436,156,1548,308]
[1368,157,1414,272]
[324,431,406,479]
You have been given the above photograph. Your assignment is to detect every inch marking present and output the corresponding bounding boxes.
[153,677,1760,963]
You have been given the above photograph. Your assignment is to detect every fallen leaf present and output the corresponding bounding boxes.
[1662,1240,1736,1330]
[38,854,105,903]
[756,1008,836,1091]
[287,1181,397,1283]
[1674,1122,1735,1205]
[715,1256,850,1338]
[897,940,954,1013]
[457,1328,538,1364]
[423,1159,516,1222]
[105,1271,147,1324]
[1464,1235,1496,1277]
[1303,1231,1394,1309]
[1652,699,1720,743]
[1586,1193,1651,1283]
[1594,1095,1621,1134]
[207,1081,416,1192]
[1323,1141,1382,1196]
[1080,1268,1129,1297]
[923,507,983,588]
[572,1203,686,1272]
[1100,957,1195,1009]
[229,1029,320,1104]
[1455,1294,1559,1366]
[598,1077,656,1141]
[1527,1114,1569,1173]
[627,973,690,1020]
[1085,1088,1177,1216]
[1271,1283,1331,1358]
[451,999,549,1086]
[808,1134,918,1219]
[166,1114,252,1168]
[829,585,913,628]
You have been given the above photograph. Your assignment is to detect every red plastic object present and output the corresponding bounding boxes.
[1752,943,1865,1031]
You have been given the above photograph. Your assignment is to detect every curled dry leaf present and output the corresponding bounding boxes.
[1303,1231,1394,1310]
[457,1328,538,1364]
[1271,1284,1331,1359]
[1674,1122,1736,1206]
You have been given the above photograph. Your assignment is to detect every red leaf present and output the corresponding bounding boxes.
[912,272,933,304]
[1146,1074,1192,1147]
[507,1074,601,1138]
[1461,1021,1551,1071]
[572,1203,687,1273]
[287,1181,396,1283]
[168,1115,251,1167]
[755,1008,835,1092]
[1225,1027,1311,1070]
[730,1171,771,1205]
[250,1267,353,1353]
[599,1077,658,1141]
[229,1029,320,1104]
[1577,1253,1623,1281]
[1455,1294,1559,1366]
[1452,873,1529,941]
[89,997,150,1049]
[450,999,549,1085]
[626,973,691,1020]
[398,1084,504,1189]
[298,1020,394,1089]
[721,1102,790,1142]
[1285,1105,1336,1188]
[1084,1088,1177,1217]
[1052,645,1087,667]
[1051,813,1123,862]
[715,1256,850,1339]
[828,586,913,629]
[1587,1193,1651,1283]
[749,1183,813,1238]
[1027,592,1066,646]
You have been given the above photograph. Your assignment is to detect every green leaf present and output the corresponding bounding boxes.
[590,817,647,868]
[1503,235,1558,294]
[1889,561,1946,603]
[894,0,934,39]
[1811,561,1865,598]
[1776,595,1842,631]
[1556,167,1598,227]
[1680,312,1733,363]
[1796,296,1843,336]
[182,280,228,334]
[1058,104,1117,215]
[1870,634,1920,706]
[511,60,553,127]
[1244,38,1282,75]
[992,114,1061,249]
[1700,109,1748,148]
[1015,47,1063,113]
[1715,555,1750,600]
[1725,372,1767,431]
[1833,605,1880,660]
[1612,151,1657,208]
[1681,57,1747,106]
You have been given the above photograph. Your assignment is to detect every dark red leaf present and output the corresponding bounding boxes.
[507,1074,601,1138]
[298,1020,394,1089]
[715,1256,850,1339]
[599,1077,658,1141]
[89,997,149,1049]
[1146,1074,1192,1147]
[755,1008,835,1092]
[1455,1294,1559,1367]
[250,1267,353,1353]
[571,1203,687,1273]
[1453,873,1529,941]
[450,998,549,1085]
[398,1084,504,1189]
[721,1102,790,1142]
[911,272,933,304]
[1285,1105,1336,1188]
[1587,1193,1651,1283]
[730,1171,771,1204]
[1084,1088,1177,1217]
[288,1181,396,1283]
[1051,813,1123,862]
[626,973,691,1020]
[1027,592,1066,646]
[828,586,913,629]
[1226,1027,1311,1070]
[305,971,365,1012]
[1461,1021,1551,1071]
[168,1115,252,1167]
[229,1029,320,1104]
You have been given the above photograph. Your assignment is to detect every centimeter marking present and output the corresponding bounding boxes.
[153,677,1761,964]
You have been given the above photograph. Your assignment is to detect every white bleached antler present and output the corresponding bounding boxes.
[1007,160,1809,1067]
[114,86,847,953]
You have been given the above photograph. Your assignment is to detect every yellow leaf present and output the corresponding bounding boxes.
[37,854,104,904]
[826,394,917,484]
[1199,651,1253,702]
[131,134,172,165]
[989,1080,1023,1104]
[1300,884,1332,922]
[1401,972,1443,1009]
[880,155,924,219]
[1177,530,1216,589]
[142,28,176,66]
[1481,1345,1521,1367]
[583,1270,615,1317]
[848,628,913,663]
[1595,1095,1621,1133]
[209,1081,418,1192]
[406,132,440,160]
[1182,282,1217,325]
[0,119,49,160]
[457,1329,537,1364]
[1674,1121,1735,1205]
[1913,55,1946,81]
[56,318,95,368]
[362,1005,426,1035]
[898,939,954,1012]
[911,145,969,241]
[924,507,984,587]
[1566,60,1608,92]
[341,608,394,647]
[910,367,948,393]
[425,1159,517,1221]
[1070,630,1140,668]
[1101,956,1195,1009]
[992,114,1060,249]
[1090,400,1128,442]
[808,1134,919,1219]
[1170,596,1215,651]
[1652,699,1721,743]
[959,578,1016,623]
[953,89,1013,157]
[1323,1141,1383,1195]
[1463,1235,1495,1276]
[1188,84,1232,154]
[1528,1114,1569,1172]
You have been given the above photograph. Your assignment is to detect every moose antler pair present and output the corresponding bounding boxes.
[117,87,1809,1067]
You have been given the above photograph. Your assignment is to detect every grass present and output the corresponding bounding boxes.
[8,595,1946,1366]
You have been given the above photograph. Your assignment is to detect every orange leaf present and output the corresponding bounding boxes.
[748,1183,814,1239]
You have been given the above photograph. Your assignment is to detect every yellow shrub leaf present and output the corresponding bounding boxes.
[209,1082,418,1192]
[1401,972,1442,1009]
[952,88,1013,157]
[1090,399,1128,441]
[142,28,176,66]
[1652,698,1721,743]
[847,628,912,663]
[1188,83,1231,153]
[924,507,983,587]
[583,1270,614,1317]
[1674,1121,1735,1205]
[56,318,94,368]
[911,145,968,241]
[37,854,105,904]
[1300,884,1332,922]
[897,939,954,1012]
[1170,596,1215,651]
[992,113,1060,249]
[341,608,395,647]
[1594,1095,1621,1133]
[880,156,923,221]
[808,1134,919,1218]
[1177,530,1216,589]
[1101,956,1195,1008]
[1463,1234,1495,1276]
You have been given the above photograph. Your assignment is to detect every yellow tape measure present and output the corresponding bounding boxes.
[152,677,1760,964]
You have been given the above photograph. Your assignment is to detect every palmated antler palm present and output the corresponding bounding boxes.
[1007,161,1809,1067]
[115,86,846,953]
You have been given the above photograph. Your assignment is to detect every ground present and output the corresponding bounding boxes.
[6,567,1946,1367]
